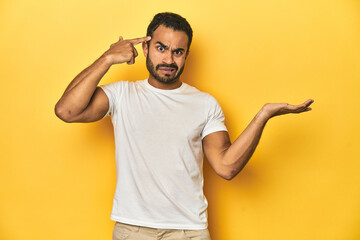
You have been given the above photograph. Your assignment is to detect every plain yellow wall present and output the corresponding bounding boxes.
[1,0,359,239]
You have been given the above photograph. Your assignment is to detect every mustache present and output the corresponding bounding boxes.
[156,63,178,71]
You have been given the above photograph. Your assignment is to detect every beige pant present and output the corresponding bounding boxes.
[112,221,211,240]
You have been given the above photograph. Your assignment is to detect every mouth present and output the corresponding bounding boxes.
[158,67,177,75]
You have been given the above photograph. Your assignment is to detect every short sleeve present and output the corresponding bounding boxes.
[201,95,228,140]
[99,81,123,118]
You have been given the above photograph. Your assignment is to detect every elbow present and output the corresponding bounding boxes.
[223,166,247,181]
[219,161,244,181]
[220,154,249,181]
[54,103,73,123]
[218,167,235,181]
[217,157,235,181]
[222,172,234,181]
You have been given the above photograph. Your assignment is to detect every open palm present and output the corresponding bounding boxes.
[263,99,314,118]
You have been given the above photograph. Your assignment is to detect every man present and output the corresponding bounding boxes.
[55,12,314,240]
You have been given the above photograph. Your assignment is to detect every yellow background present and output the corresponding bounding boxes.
[1,0,359,239]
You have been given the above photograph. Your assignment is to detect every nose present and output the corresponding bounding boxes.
[162,51,174,64]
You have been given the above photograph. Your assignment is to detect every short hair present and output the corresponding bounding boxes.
[146,12,193,52]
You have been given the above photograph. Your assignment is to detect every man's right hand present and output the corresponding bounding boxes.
[102,36,151,65]
[55,35,151,123]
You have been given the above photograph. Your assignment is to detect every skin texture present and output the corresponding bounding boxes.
[55,24,314,180]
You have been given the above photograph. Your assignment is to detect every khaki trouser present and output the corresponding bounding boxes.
[112,221,211,240]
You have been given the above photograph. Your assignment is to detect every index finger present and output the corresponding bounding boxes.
[303,99,314,107]
[129,36,151,45]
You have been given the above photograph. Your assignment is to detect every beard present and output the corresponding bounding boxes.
[146,55,185,84]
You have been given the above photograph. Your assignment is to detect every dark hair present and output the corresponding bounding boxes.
[147,12,193,52]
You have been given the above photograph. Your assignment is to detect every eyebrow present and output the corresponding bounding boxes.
[155,41,185,52]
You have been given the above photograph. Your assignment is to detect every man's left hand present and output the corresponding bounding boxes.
[262,99,314,119]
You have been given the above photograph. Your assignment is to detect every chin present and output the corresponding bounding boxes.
[156,77,178,84]
[155,72,178,84]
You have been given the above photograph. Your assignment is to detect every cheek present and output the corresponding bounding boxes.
[175,57,186,67]
[149,52,162,62]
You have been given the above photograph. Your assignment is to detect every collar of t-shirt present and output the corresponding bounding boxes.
[144,78,187,94]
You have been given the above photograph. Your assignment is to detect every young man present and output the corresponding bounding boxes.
[55,12,314,240]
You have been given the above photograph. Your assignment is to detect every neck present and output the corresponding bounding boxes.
[148,75,182,90]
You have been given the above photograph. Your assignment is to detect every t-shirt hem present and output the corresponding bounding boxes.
[110,215,208,230]
[201,127,228,140]
[99,85,111,118]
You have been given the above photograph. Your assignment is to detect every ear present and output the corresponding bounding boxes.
[185,50,190,59]
[142,42,149,57]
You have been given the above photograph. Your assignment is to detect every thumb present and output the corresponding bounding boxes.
[119,36,123,41]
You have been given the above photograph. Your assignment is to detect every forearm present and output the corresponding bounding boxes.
[222,108,270,179]
[55,54,112,117]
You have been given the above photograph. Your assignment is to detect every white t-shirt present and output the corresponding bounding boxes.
[100,79,228,230]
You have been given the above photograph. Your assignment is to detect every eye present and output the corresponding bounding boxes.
[157,46,165,51]
[174,50,183,55]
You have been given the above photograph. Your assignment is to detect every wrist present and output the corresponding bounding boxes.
[256,108,271,125]
[100,53,114,67]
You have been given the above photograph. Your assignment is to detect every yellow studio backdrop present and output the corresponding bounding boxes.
[1,0,359,239]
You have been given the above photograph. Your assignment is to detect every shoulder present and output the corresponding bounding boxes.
[188,86,223,111]
[100,79,146,91]
[100,80,127,90]
[182,83,215,102]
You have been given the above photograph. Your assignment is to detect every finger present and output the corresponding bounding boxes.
[302,99,312,104]
[300,99,314,107]
[133,46,138,58]
[285,104,306,113]
[296,104,313,113]
[130,48,137,64]
[128,36,151,45]
[299,101,314,111]
[127,54,135,65]
[127,55,135,65]
[306,99,314,106]
[119,36,123,41]
[292,99,314,110]
[285,103,298,111]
